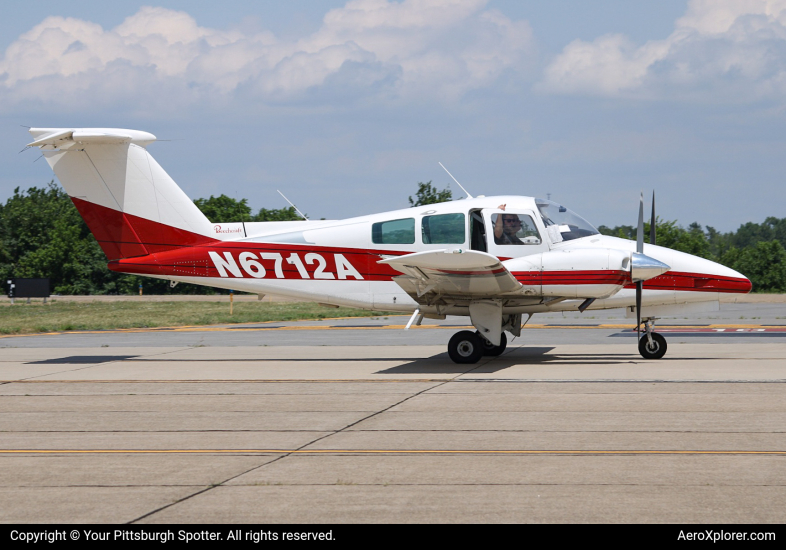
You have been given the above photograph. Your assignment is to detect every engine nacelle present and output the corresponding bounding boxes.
[505,248,636,298]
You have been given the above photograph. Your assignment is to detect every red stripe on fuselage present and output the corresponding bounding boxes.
[109,242,414,281]
[510,270,630,286]
[623,271,752,293]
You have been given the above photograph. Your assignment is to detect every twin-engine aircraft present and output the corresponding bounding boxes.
[27,128,752,363]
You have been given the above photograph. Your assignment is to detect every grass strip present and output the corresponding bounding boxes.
[0,300,401,335]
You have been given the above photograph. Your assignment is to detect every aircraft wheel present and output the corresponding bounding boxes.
[477,331,507,356]
[638,333,667,359]
[448,331,484,364]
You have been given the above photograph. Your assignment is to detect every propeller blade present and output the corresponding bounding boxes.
[650,191,656,246]
[636,280,643,334]
[637,192,644,254]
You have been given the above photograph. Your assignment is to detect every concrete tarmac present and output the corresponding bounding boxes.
[1,303,785,523]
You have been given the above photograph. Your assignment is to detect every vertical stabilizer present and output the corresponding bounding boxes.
[28,128,215,260]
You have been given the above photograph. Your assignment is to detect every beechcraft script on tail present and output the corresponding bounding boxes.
[26,128,751,363]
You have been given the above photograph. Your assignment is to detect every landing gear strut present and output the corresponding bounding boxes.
[638,318,667,359]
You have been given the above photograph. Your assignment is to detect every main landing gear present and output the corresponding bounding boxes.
[479,331,507,356]
[447,331,507,364]
[638,318,667,359]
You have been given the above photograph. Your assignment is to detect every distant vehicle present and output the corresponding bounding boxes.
[27,128,751,363]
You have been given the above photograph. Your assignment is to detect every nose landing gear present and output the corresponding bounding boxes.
[638,318,667,359]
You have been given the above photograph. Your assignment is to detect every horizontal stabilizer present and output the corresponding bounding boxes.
[26,129,74,148]
[28,128,156,148]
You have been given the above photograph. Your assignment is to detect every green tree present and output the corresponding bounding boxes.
[0,183,125,294]
[720,241,786,292]
[0,183,215,295]
[253,206,301,221]
[705,225,733,260]
[194,196,302,223]
[731,217,786,249]
[193,194,253,223]
[598,224,636,240]
[653,220,710,258]
[408,181,452,207]
[599,219,712,259]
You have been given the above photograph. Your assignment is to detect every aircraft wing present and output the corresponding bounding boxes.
[378,249,522,302]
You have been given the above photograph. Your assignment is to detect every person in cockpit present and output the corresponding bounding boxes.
[494,211,525,245]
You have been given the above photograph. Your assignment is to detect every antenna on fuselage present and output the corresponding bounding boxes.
[438,162,473,199]
[277,190,309,221]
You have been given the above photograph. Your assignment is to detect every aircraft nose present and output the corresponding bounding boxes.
[727,266,753,293]
[648,248,753,294]
[700,262,752,293]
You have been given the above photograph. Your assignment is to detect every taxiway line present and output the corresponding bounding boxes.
[1,323,782,339]
[0,379,444,383]
[1,449,784,455]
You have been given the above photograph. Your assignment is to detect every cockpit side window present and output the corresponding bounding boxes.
[491,214,541,245]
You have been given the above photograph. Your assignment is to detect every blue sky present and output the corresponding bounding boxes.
[1,1,783,231]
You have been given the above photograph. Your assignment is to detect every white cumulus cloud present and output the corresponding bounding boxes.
[538,0,786,101]
[0,1,535,112]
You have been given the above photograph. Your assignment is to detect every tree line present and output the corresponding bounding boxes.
[1,181,784,294]
[0,183,301,295]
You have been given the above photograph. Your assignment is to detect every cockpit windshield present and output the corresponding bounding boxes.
[535,199,599,243]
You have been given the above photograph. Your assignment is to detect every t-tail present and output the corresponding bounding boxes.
[27,128,215,260]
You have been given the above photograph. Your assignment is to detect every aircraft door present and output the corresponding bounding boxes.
[485,210,549,258]
[470,209,487,252]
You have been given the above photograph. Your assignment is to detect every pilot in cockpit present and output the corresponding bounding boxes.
[493,204,542,245]
[493,205,525,245]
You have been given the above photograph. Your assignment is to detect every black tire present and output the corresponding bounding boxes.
[448,330,484,364]
[477,331,507,356]
[638,332,667,359]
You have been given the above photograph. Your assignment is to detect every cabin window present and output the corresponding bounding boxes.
[422,213,466,244]
[372,218,415,244]
[491,214,541,245]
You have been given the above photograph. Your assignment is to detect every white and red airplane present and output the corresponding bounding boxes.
[27,127,752,363]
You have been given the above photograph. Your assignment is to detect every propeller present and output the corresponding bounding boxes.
[650,191,656,245]
[636,193,644,335]
[635,190,657,336]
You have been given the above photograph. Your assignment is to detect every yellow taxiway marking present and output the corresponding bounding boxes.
[0,379,444,384]
[0,323,779,339]
[0,449,784,455]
